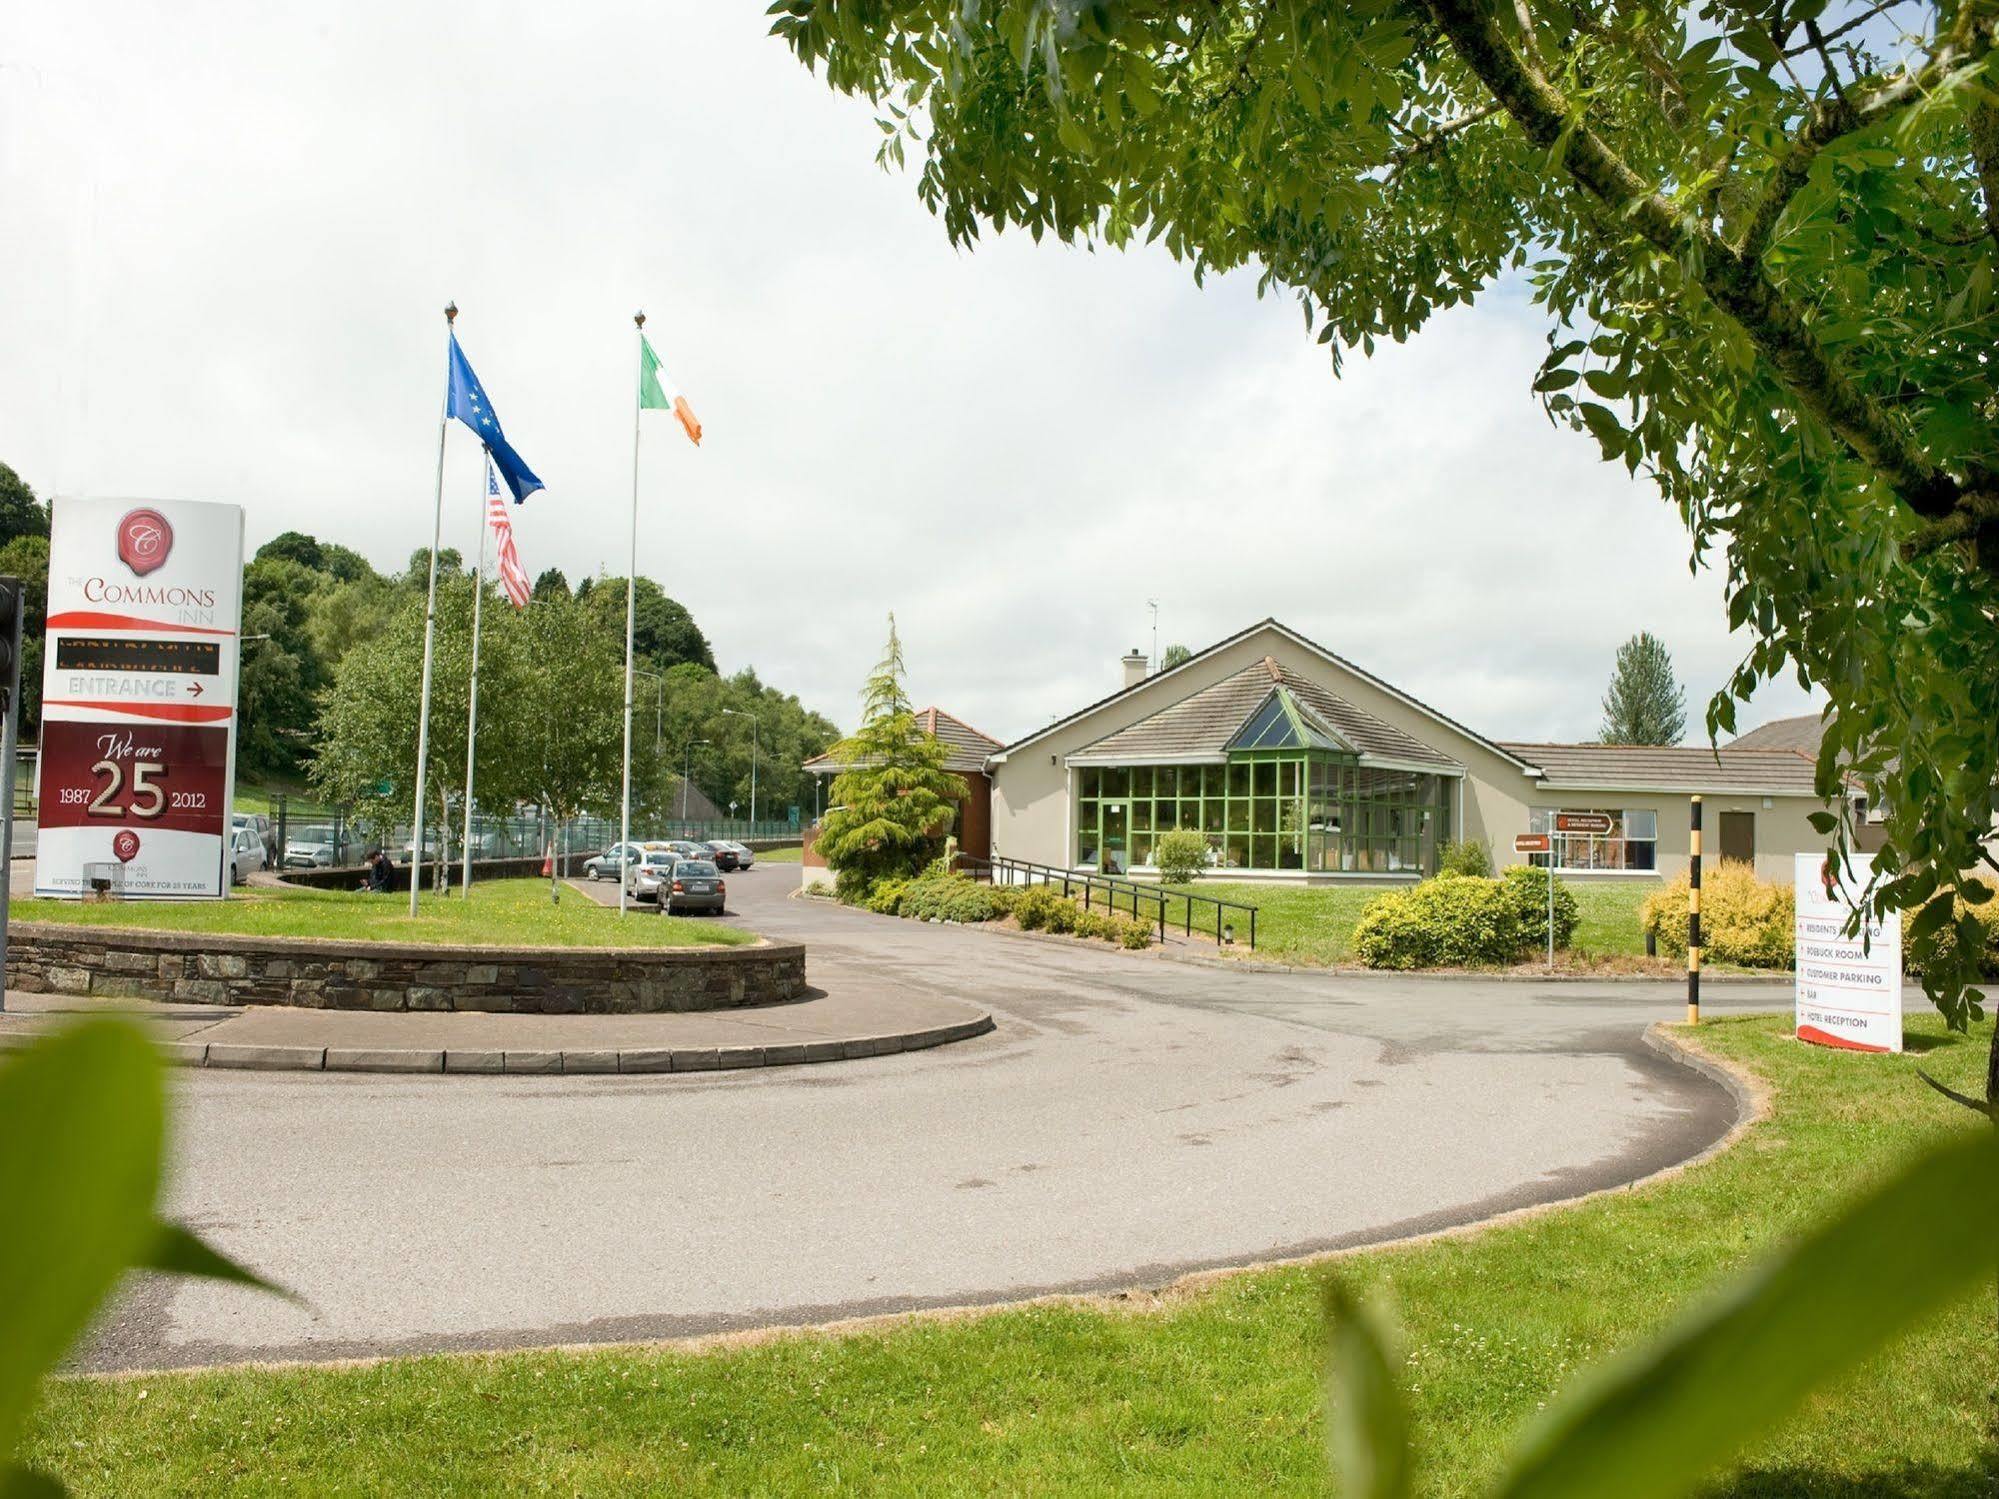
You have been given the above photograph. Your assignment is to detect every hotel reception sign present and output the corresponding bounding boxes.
[34,498,245,900]
[1794,852,1903,1053]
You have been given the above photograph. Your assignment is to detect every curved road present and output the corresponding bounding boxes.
[83,866,1785,1372]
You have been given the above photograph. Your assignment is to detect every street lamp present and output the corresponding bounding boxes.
[680,738,710,823]
[720,708,759,829]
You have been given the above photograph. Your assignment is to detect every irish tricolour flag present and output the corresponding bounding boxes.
[639,335,701,445]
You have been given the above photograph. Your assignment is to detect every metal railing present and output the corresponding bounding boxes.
[957,854,1259,950]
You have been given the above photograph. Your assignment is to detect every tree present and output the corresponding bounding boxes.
[580,576,715,672]
[776,3,1999,1063]
[814,617,963,896]
[1599,632,1687,745]
[236,557,324,777]
[531,567,570,603]
[0,463,48,550]
[255,531,325,572]
[403,548,464,588]
[1160,643,1193,670]
[0,533,49,737]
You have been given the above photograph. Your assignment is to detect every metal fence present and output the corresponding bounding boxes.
[958,853,1261,950]
[267,796,799,871]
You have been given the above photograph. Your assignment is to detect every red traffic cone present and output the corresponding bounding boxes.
[541,842,553,878]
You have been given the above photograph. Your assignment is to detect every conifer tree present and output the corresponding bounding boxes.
[815,616,962,897]
[1599,633,1687,746]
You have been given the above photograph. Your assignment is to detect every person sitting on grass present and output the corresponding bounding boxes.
[365,850,393,894]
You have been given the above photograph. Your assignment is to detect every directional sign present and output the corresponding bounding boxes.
[34,498,244,900]
[1794,852,1902,1053]
[1514,833,1552,854]
[1554,812,1614,835]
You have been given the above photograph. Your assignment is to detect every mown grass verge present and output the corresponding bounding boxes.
[24,1012,1996,1495]
[13,879,756,950]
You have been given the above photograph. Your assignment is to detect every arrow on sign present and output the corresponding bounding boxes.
[187,682,205,698]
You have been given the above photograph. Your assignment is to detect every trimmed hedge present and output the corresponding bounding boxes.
[1352,869,1578,970]
[853,872,1152,949]
[1641,861,1794,969]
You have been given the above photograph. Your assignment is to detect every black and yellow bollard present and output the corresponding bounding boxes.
[1687,794,1701,1025]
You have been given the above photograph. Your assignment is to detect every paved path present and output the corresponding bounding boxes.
[72,863,1790,1373]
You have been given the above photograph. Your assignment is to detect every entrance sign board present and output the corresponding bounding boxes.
[1793,852,1902,1053]
[1513,833,1551,854]
[1553,812,1614,835]
[34,498,244,900]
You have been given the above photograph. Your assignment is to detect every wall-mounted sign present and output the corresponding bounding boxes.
[1793,852,1902,1053]
[1554,812,1614,835]
[1513,833,1551,854]
[34,498,244,900]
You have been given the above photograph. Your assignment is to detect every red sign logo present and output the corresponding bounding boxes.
[112,830,141,863]
[116,508,174,576]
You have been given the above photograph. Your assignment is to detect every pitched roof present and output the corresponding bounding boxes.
[1072,657,1462,770]
[802,706,1001,776]
[1497,741,1821,794]
[1728,713,1826,754]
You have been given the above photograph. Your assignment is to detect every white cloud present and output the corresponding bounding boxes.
[0,0,1818,749]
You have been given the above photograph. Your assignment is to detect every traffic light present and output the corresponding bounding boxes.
[0,576,18,716]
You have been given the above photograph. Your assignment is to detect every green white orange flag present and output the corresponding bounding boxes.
[639,334,702,445]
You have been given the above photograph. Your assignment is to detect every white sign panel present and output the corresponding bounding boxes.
[34,498,245,900]
[1794,852,1903,1054]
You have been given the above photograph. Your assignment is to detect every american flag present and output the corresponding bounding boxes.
[486,459,532,607]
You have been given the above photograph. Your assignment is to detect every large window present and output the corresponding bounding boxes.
[1076,754,1452,875]
[1528,808,1658,871]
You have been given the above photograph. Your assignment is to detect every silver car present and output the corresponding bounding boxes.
[622,850,676,903]
[283,824,340,868]
[229,827,267,884]
[706,838,754,869]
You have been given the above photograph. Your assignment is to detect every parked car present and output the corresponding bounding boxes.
[623,850,677,903]
[706,838,754,870]
[663,838,730,868]
[229,827,267,884]
[233,812,276,864]
[283,825,340,868]
[659,858,725,915]
[584,843,647,881]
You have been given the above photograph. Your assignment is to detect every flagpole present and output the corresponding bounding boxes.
[619,312,644,916]
[461,455,491,898]
[410,301,456,919]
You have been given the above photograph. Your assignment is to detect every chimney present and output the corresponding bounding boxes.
[1121,648,1150,689]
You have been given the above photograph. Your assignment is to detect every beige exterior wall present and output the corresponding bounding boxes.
[987,622,1832,886]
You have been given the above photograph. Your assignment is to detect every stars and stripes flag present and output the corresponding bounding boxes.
[486,460,532,607]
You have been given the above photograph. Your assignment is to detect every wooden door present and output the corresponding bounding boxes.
[1718,811,1755,865]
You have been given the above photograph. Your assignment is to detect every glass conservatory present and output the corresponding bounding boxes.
[1072,688,1456,876]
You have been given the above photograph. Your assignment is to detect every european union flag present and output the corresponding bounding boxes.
[446,333,545,503]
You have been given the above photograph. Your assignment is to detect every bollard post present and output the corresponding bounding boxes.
[1688,795,1702,1024]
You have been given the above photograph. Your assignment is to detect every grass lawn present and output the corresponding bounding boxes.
[24,1012,1997,1495]
[11,879,757,949]
[752,844,803,863]
[1158,878,1660,967]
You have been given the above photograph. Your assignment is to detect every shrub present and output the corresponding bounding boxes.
[1012,886,1073,932]
[1154,828,1211,885]
[1071,909,1113,940]
[1641,861,1794,968]
[1904,880,1999,981]
[1437,839,1493,878]
[1114,916,1154,950]
[896,870,1003,923]
[1352,873,1524,969]
[862,876,910,915]
[1498,864,1579,950]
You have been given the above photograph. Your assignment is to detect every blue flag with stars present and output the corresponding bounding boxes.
[446,333,545,503]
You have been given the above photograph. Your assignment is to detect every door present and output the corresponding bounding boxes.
[1718,811,1755,865]
[1100,802,1127,875]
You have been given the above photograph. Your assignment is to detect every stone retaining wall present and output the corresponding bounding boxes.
[7,925,808,1015]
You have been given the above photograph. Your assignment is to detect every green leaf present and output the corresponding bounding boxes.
[1806,810,1837,834]
[1324,1281,1413,1499]
[0,1022,166,1459]
[1492,1127,1999,1499]
[0,1464,66,1499]
[140,1223,291,1301]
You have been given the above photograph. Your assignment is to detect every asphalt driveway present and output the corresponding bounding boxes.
[77,864,1789,1372]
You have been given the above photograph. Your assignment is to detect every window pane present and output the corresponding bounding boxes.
[1254,760,1277,797]
[1156,766,1179,798]
[1224,832,1250,868]
[1251,834,1276,868]
[1130,766,1153,799]
[1229,761,1251,796]
[1080,769,1100,799]
[1278,760,1299,797]
[1130,832,1154,867]
[1203,798,1226,833]
[1624,809,1658,840]
[1132,801,1153,831]
[1155,801,1178,831]
[1102,768,1129,797]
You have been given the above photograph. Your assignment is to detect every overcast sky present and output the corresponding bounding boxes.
[0,1,1818,747]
